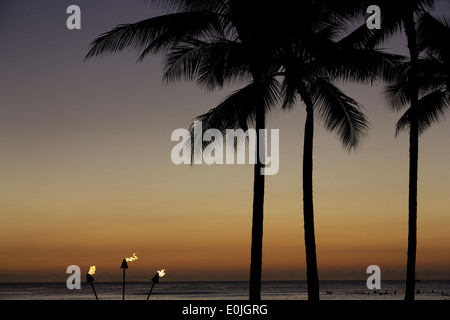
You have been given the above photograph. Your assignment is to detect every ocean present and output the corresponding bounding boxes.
[1,280,449,300]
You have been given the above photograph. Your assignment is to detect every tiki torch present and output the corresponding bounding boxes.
[146,269,165,300]
[86,266,98,300]
[120,253,138,300]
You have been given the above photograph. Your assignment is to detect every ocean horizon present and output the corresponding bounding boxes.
[1,280,449,300]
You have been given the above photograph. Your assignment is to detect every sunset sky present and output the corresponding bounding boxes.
[1,0,450,283]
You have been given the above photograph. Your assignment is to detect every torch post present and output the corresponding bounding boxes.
[120,259,128,300]
[86,273,98,300]
[146,273,160,300]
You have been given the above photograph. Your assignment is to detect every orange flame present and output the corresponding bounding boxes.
[157,269,165,278]
[125,253,138,262]
[88,266,96,275]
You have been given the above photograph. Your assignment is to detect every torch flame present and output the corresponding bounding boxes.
[88,266,96,275]
[125,253,138,262]
[157,269,165,278]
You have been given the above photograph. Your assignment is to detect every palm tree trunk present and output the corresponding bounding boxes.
[405,103,419,301]
[249,81,266,301]
[403,13,419,301]
[301,90,320,301]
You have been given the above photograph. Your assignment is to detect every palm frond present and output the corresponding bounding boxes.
[278,47,315,111]
[281,75,300,111]
[162,38,209,84]
[196,40,251,90]
[162,38,251,90]
[418,12,450,60]
[337,9,403,50]
[417,0,438,11]
[385,57,448,112]
[337,24,378,50]
[185,78,280,162]
[85,12,222,60]
[311,78,370,151]
[416,56,449,94]
[384,81,411,112]
[384,61,413,112]
[396,89,450,136]
[323,47,405,85]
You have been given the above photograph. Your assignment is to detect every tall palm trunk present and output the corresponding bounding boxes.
[403,12,420,301]
[301,88,320,301]
[249,79,266,301]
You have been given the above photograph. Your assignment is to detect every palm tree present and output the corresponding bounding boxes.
[343,0,439,300]
[85,0,285,300]
[180,2,399,301]
[387,13,450,294]
[276,2,402,299]
[176,2,376,301]
[166,2,293,300]
[362,0,436,300]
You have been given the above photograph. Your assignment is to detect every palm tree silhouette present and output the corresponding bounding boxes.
[275,2,404,299]
[170,3,290,301]
[85,0,284,300]
[358,0,437,300]
[177,3,366,302]
[342,0,442,300]
[170,2,399,300]
[386,12,450,296]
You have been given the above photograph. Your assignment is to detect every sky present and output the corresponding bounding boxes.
[1,0,450,283]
